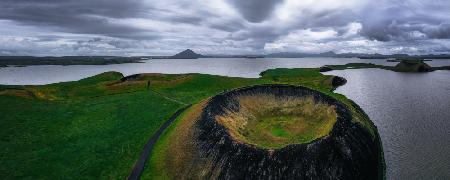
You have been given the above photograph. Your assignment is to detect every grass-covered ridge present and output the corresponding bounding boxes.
[0,68,382,179]
[217,95,337,149]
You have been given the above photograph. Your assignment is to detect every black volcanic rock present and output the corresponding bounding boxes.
[192,85,384,179]
[332,76,347,88]
[319,66,333,72]
[170,49,204,59]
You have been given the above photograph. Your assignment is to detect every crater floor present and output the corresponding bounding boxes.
[216,94,337,149]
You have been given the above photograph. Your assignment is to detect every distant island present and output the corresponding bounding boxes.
[320,59,450,73]
[0,56,145,66]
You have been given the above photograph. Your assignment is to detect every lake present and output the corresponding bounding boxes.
[324,69,450,179]
[2,57,450,85]
[1,58,450,179]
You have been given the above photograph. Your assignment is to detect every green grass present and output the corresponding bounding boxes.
[0,72,186,179]
[143,101,207,179]
[0,68,381,179]
[270,124,290,138]
[0,90,182,179]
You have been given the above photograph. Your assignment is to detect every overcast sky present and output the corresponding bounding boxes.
[0,0,449,56]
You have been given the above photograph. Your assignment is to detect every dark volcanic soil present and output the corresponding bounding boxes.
[193,85,384,179]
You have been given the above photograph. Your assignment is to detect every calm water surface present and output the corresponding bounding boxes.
[324,69,450,179]
[1,58,450,179]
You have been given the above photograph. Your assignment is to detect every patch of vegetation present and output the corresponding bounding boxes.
[216,95,337,149]
[259,68,336,92]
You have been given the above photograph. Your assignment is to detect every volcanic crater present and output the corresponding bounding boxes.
[157,84,384,179]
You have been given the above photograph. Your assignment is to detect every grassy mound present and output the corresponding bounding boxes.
[217,94,337,149]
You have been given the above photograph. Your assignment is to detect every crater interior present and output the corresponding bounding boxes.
[216,93,337,149]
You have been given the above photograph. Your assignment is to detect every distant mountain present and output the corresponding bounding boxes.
[170,49,204,59]
[265,51,450,59]
[204,54,264,58]
[266,51,340,58]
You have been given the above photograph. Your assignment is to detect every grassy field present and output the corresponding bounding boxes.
[0,68,379,179]
[0,73,184,179]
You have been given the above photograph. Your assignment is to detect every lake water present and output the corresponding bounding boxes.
[2,57,450,85]
[324,69,450,179]
[1,58,450,179]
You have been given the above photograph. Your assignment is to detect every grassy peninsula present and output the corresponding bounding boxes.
[0,68,383,179]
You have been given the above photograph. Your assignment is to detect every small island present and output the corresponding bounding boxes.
[392,59,433,72]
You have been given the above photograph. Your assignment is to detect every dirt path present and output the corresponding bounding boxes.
[149,89,188,106]
[127,104,192,180]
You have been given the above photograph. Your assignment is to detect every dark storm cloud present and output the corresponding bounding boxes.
[359,0,450,41]
[361,21,450,41]
[0,0,449,55]
[0,0,155,39]
[227,0,284,23]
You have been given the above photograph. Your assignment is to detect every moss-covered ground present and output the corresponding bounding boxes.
[0,68,380,179]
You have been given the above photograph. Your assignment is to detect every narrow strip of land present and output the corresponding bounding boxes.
[128,104,192,180]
